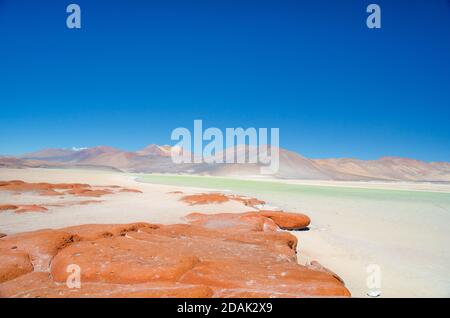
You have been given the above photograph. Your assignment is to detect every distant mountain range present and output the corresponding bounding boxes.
[1,144,449,182]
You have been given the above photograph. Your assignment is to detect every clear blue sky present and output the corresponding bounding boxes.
[0,0,449,161]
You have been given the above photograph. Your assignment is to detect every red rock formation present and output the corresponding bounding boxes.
[0,180,69,196]
[45,200,103,207]
[77,200,103,205]
[0,204,48,214]
[0,180,142,213]
[0,180,25,186]
[15,205,48,214]
[182,193,230,205]
[60,223,159,241]
[0,205,18,211]
[119,188,143,193]
[65,188,113,197]
[0,229,81,271]
[259,210,311,230]
[228,195,265,207]
[186,212,280,233]
[39,190,61,196]
[59,223,160,241]
[306,261,345,284]
[51,237,200,284]
[187,210,310,231]
[181,193,265,208]
[53,183,91,189]
[182,193,310,230]
[0,233,6,239]
[0,212,350,298]
[0,249,33,283]
[0,272,213,298]
[0,180,135,198]
[1,201,103,214]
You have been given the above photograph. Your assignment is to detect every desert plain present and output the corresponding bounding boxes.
[0,167,449,297]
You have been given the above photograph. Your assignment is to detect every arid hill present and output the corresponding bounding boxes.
[1,144,448,181]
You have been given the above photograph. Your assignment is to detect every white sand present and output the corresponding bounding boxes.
[232,177,450,298]
[1,168,449,298]
[0,168,257,234]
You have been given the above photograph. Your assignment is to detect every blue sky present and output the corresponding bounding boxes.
[0,0,449,161]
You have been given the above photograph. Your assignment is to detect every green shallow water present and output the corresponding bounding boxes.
[136,174,450,206]
[136,174,450,297]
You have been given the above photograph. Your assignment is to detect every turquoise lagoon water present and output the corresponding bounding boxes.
[136,174,450,207]
[136,174,450,297]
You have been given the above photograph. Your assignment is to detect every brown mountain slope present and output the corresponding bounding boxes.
[314,157,450,182]
[9,145,450,182]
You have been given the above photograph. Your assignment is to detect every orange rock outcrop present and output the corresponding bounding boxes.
[259,210,311,230]
[0,249,33,283]
[181,193,265,208]
[182,193,230,205]
[0,204,48,214]
[0,205,18,211]
[0,180,142,198]
[0,180,142,213]
[0,180,90,196]
[15,205,48,214]
[0,212,350,298]
[119,188,143,193]
[0,272,213,298]
[65,188,113,197]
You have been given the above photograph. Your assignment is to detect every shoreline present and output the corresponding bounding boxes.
[1,168,450,297]
[133,172,450,194]
[137,172,450,298]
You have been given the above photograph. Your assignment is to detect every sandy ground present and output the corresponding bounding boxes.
[226,178,450,298]
[283,179,450,193]
[1,168,450,298]
[0,168,257,234]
